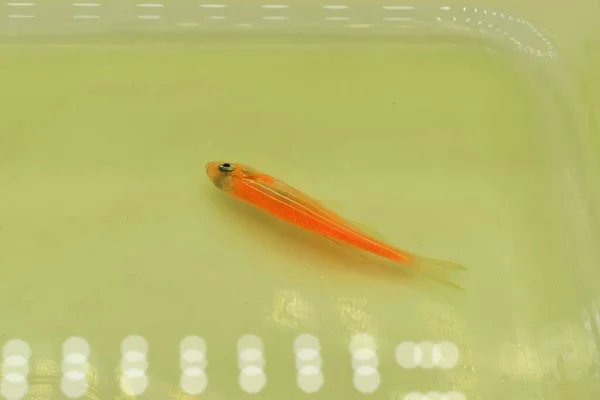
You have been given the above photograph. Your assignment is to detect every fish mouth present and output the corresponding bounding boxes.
[205,162,216,176]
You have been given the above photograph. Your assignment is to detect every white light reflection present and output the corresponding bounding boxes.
[435,5,556,57]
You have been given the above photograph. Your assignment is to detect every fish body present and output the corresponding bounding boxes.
[205,161,465,274]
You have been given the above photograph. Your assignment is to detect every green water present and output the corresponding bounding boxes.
[1,34,600,400]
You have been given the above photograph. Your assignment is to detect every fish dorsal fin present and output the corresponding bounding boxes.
[316,199,344,211]
[243,167,267,180]
[263,178,348,220]
[247,173,353,225]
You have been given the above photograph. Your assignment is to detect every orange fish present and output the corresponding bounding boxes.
[205,161,466,287]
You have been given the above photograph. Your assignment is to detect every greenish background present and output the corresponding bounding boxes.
[1,3,600,400]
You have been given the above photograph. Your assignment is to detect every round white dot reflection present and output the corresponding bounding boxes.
[237,335,265,369]
[2,374,25,384]
[180,336,206,354]
[435,342,460,369]
[349,333,380,393]
[120,336,149,396]
[1,378,28,400]
[63,371,85,380]
[2,356,28,374]
[239,366,266,394]
[119,372,148,397]
[1,335,463,397]
[419,342,436,369]
[3,340,31,360]
[61,337,90,398]
[121,335,148,354]
[396,341,460,369]
[60,374,88,399]
[294,334,323,392]
[181,349,205,364]
[179,336,208,395]
[237,335,266,393]
[444,391,467,400]
[237,335,264,353]
[396,342,418,369]
[351,347,378,370]
[64,354,86,364]
[294,334,320,354]
[239,348,265,368]
[294,334,322,370]
[424,392,443,400]
[62,337,90,359]
[353,365,380,393]
[2,339,31,400]
[122,351,146,364]
[297,365,323,393]
[296,348,320,363]
[180,367,207,395]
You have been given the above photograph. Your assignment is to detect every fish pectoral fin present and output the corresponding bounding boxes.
[325,237,347,248]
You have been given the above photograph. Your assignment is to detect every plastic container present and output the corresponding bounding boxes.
[1,1,600,399]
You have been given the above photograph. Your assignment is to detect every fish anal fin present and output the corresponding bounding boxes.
[325,237,369,261]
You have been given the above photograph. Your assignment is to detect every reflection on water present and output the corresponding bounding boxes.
[435,5,556,58]
[270,290,314,330]
[539,321,592,381]
[0,3,557,61]
[493,313,600,399]
[29,360,61,399]
[337,297,378,339]
[499,341,542,380]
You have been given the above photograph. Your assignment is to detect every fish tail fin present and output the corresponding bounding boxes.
[411,255,467,271]
[409,254,467,292]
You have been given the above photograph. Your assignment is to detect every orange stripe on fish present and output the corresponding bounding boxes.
[205,161,466,281]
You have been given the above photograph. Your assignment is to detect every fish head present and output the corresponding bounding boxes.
[205,161,256,191]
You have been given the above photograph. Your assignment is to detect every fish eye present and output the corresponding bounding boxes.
[218,163,235,173]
